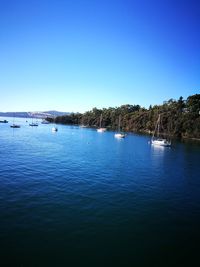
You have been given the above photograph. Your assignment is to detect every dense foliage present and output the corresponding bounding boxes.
[47,94,200,139]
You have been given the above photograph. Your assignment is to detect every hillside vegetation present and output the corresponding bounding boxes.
[48,94,200,139]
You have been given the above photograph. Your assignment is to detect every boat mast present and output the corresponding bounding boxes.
[152,114,160,140]
[99,114,102,128]
[118,115,121,132]
[157,114,161,137]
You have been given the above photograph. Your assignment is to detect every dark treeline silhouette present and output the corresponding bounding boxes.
[47,94,200,139]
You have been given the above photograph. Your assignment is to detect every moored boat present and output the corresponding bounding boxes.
[114,115,126,138]
[151,114,171,147]
[52,126,58,132]
[10,124,20,128]
[10,113,20,128]
[151,138,171,146]
[97,114,106,132]
[97,127,106,132]
[114,133,126,138]
[29,123,38,126]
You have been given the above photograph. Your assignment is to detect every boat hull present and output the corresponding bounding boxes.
[29,124,38,126]
[114,133,125,138]
[97,128,106,132]
[151,139,171,147]
[10,124,20,128]
[52,127,58,132]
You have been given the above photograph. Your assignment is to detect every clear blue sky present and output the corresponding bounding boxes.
[0,0,199,112]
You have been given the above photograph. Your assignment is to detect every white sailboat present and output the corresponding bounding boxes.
[52,126,58,132]
[80,117,87,128]
[51,115,58,132]
[29,115,38,126]
[151,114,171,147]
[97,114,106,132]
[10,113,20,128]
[114,115,126,138]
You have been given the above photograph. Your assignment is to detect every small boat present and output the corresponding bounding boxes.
[114,115,126,138]
[52,127,58,132]
[114,133,126,138]
[10,113,20,128]
[97,114,106,132]
[10,124,20,128]
[29,116,38,126]
[0,120,8,123]
[151,114,171,147]
[97,127,106,132]
[151,138,171,146]
[79,117,87,128]
[29,123,38,126]
[51,114,58,132]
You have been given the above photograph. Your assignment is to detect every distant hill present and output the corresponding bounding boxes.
[0,111,70,118]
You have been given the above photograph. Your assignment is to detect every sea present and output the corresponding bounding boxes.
[0,117,200,267]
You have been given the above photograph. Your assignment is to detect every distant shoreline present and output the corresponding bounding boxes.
[0,110,69,119]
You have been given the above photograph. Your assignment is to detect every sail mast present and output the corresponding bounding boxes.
[152,115,158,140]
[99,114,102,128]
[157,114,161,137]
[118,115,121,132]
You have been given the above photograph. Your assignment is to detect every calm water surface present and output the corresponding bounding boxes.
[0,117,200,266]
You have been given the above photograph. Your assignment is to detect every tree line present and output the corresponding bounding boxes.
[47,94,200,139]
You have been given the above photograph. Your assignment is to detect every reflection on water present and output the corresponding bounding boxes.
[151,143,165,157]
[151,143,166,150]
[150,143,171,169]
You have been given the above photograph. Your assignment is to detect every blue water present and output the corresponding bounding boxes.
[0,117,200,266]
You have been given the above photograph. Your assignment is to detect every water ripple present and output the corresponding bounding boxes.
[0,119,200,265]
